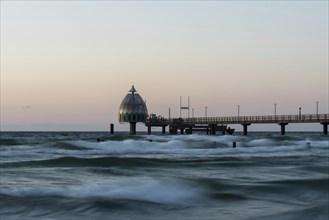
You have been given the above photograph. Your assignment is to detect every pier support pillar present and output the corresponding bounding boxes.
[170,127,178,134]
[242,124,251,136]
[184,127,192,134]
[209,124,216,135]
[147,126,151,135]
[162,126,166,134]
[279,123,288,135]
[110,123,114,134]
[321,123,328,135]
[129,122,136,135]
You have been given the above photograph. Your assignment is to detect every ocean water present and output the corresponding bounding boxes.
[0,131,328,220]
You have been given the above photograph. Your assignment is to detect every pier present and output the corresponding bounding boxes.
[118,86,328,135]
[145,114,329,135]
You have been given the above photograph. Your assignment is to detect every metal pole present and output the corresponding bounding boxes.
[188,96,190,118]
[205,106,208,118]
[237,105,240,118]
[180,96,182,118]
[192,108,194,118]
[316,101,319,115]
[169,108,171,121]
[299,107,301,119]
[274,103,277,119]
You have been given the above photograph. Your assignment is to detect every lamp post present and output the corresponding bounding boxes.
[180,96,182,118]
[237,105,240,118]
[168,108,171,121]
[316,101,319,115]
[188,96,190,118]
[299,107,301,119]
[274,103,277,119]
[205,106,208,118]
[192,108,194,118]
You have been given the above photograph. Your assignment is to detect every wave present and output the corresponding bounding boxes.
[51,141,90,150]
[262,177,329,191]
[0,138,21,146]
[2,132,328,220]
[0,178,206,205]
[1,133,327,166]
[1,156,246,168]
[1,145,327,167]
[66,139,328,159]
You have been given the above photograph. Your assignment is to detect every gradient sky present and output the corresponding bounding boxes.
[1,1,328,131]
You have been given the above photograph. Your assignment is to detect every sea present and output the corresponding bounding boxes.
[0,131,328,220]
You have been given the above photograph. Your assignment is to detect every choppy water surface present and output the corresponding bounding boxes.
[0,132,328,220]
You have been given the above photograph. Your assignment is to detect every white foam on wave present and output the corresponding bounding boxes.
[247,138,276,147]
[0,144,58,163]
[70,134,243,152]
[145,134,241,144]
[64,135,329,159]
[1,178,205,204]
[69,139,189,155]
[5,135,325,161]
[234,145,307,155]
[301,140,329,148]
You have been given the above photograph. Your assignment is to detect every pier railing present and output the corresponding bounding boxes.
[145,114,329,135]
[145,114,328,125]
[179,114,328,125]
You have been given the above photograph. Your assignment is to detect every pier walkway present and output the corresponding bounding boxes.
[145,114,329,135]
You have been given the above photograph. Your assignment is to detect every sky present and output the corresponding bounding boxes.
[1,1,328,132]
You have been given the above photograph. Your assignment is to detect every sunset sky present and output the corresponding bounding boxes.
[1,1,328,131]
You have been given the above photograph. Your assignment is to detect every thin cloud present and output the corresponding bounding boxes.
[21,105,32,110]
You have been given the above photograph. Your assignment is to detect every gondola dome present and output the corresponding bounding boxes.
[118,85,148,123]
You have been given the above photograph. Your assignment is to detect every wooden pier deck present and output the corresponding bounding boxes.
[145,114,329,135]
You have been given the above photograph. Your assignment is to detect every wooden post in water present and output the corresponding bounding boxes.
[110,123,114,134]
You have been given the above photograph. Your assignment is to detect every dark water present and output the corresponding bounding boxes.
[0,132,328,220]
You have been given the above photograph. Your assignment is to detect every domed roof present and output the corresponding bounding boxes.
[119,85,148,123]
